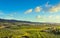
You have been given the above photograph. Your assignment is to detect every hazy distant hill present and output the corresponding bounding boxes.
[0,19,41,24]
[0,18,60,25]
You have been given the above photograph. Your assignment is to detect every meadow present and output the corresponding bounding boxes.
[0,22,60,38]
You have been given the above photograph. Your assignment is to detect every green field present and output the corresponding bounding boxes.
[0,23,60,38]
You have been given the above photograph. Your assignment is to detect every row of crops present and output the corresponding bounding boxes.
[0,28,60,38]
[0,23,60,38]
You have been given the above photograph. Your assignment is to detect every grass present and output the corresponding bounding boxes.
[0,23,60,38]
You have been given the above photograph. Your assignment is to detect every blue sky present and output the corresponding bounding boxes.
[0,0,60,23]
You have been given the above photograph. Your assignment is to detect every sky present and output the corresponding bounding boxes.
[0,0,60,23]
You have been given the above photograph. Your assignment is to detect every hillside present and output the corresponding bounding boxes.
[0,19,60,38]
[0,18,59,25]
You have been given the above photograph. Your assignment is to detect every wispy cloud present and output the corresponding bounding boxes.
[47,15,60,22]
[24,3,60,23]
[34,6,42,12]
[49,4,60,13]
[24,6,42,14]
[24,9,33,14]
[35,15,60,23]
[45,1,51,7]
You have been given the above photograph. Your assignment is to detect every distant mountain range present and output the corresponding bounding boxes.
[0,18,60,25]
[0,19,31,23]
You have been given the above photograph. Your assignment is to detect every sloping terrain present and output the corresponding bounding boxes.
[0,19,60,38]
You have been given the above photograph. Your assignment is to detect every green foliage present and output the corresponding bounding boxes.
[0,22,60,38]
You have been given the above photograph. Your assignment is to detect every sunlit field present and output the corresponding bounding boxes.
[0,0,60,38]
[0,22,60,38]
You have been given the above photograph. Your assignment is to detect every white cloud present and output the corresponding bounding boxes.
[35,6,42,12]
[35,15,60,23]
[49,4,60,13]
[24,6,42,14]
[24,3,60,14]
[23,3,60,23]
[25,9,33,14]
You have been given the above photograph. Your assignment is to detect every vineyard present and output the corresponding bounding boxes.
[0,19,60,38]
[0,24,60,38]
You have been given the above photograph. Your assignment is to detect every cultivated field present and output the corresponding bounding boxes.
[0,19,60,38]
[0,22,60,38]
